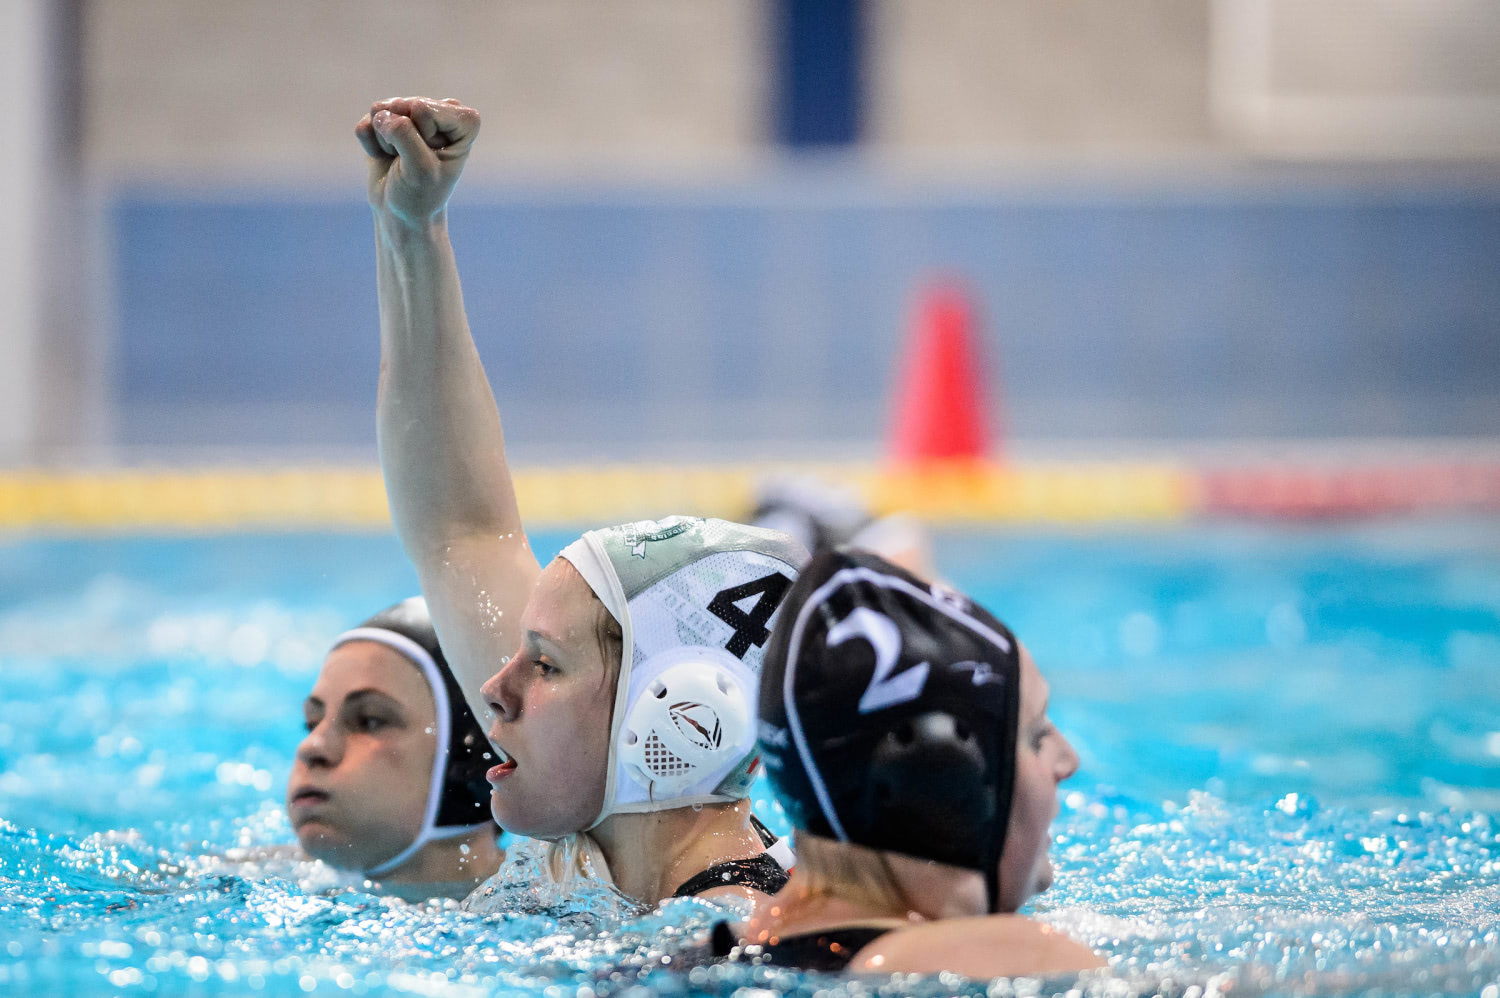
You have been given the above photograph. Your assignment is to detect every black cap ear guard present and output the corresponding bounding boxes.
[865,711,997,864]
[759,549,1021,913]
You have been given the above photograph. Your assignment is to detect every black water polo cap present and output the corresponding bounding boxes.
[758,548,1022,912]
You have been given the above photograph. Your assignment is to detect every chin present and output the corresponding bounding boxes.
[491,786,596,840]
[493,810,570,840]
[296,825,354,867]
[488,796,551,839]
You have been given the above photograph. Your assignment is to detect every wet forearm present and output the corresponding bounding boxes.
[373,215,521,561]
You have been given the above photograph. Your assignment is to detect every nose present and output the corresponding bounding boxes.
[480,654,523,723]
[1055,731,1081,782]
[295,718,342,769]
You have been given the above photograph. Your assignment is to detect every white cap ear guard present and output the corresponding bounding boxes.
[559,516,808,829]
[619,648,755,799]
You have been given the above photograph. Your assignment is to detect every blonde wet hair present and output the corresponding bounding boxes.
[544,831,615,889]
[790,833,914,915]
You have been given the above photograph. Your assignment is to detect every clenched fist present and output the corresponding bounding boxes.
[355,97,480,229]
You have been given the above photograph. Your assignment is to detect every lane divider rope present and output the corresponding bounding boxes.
[0,460,1494,532]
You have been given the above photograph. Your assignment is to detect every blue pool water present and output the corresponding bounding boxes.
[1,522,1498,996]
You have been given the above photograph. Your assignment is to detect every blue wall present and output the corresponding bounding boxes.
[113,177,1500,456]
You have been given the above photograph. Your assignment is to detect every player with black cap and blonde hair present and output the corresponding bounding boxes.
[719,548,1104,976]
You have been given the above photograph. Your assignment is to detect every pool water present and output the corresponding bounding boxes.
[1,522,1498,997]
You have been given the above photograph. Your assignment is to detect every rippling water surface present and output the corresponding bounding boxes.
[1,523,1497,997]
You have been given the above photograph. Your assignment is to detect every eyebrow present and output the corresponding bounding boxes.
[524,629,567,656]
[343,689,400,708]
[303,689,399,712]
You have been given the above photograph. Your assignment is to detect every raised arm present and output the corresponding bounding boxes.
[356,97,541,727]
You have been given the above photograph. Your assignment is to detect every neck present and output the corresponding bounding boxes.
[747,841,985,940]
[588,799,761,905]
[747,870,914,941]
[374,826,504,899]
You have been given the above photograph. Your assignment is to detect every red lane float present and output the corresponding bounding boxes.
[1200,463,1500,518]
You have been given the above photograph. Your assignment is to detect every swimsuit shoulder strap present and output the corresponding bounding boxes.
[672,853,790,898]
[672,814,794,898]
[759,926,895,971]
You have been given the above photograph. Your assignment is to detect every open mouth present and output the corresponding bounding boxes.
[486,745,517,783]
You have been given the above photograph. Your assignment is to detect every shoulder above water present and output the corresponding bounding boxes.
[849,914,1105,978]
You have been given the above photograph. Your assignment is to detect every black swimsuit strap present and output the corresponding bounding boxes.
[723,925,892,971]
[672,853,790,898]
[764,926,892,971]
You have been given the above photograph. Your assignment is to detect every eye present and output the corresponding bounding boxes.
[303,718,318,733]
[536,657,559,677]
[358,714,389,733]
[1031,722,1055,751]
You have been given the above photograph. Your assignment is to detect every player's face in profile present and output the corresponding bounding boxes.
[479,559,615,837]
[996,644,1079,911]
[288,642,437,871]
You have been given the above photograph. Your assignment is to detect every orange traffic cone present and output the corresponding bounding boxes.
[890,283,996,464]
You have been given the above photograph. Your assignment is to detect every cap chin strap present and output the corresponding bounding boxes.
[983,666,1021,914]
[559,534,634,831]
[982,757,1006,913]
[329,627,489,879]
[364,820,491,878]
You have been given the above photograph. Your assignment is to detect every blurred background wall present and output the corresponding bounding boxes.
[8,0,1499,463]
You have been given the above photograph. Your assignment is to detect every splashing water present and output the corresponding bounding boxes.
[1,524,1497,996]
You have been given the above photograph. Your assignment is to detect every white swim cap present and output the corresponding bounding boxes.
[559,516,807,829]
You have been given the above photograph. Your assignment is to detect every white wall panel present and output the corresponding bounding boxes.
[84,0,771,182]
[0,0,46,460]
